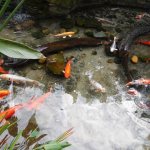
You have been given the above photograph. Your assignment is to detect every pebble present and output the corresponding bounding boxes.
[91,51,97,55]
[107,59,114,63]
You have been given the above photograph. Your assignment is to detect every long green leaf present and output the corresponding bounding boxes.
[0,37,44,59]
[0,0,25,31]
[0,124,10,135]
[0,120,18,135]
[9,130,22,150]
[3,144,8,150]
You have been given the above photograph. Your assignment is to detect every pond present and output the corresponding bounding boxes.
[0,6,150,150]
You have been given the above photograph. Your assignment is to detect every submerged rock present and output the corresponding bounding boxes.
[46,53,65,75]
[75,17,103,30]
[60,18,75,29]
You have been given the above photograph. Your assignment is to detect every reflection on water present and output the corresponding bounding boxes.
[1,82,149,150]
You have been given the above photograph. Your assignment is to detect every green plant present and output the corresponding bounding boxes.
[0,0,44,59]
[0,0,25,31]
[0,116,73,150]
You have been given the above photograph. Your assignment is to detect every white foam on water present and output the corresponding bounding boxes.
[4,83,150,150]
[34,91,150,150]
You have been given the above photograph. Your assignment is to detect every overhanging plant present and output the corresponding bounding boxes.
[0,0,44,59]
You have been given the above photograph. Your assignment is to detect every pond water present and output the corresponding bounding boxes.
[0,6,150,150]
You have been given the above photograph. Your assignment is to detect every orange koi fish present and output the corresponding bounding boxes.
[126,78,150,86]
[54,32,75,38]
[0,90,10,99]
[0,66,8,74]
[137,40,150,46]
[26,91,51,110]
[0,92,51,120]
[64,60,72,79]
[0,104,23,120]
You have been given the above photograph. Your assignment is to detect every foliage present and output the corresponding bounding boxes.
[0,0,25,31]
[0,37,44,59]
[0,118,73,150]
[0,0,44,59]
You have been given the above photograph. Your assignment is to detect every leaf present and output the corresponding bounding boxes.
[0,124,10,135]
[0,38,44,59]
[0,120,18,135]
[34,141,71,150]
[29,128,40,138]
[9,130,22,150]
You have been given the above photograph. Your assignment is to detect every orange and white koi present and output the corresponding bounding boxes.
[0,66,8,74]
[64,60,72,79]
[0,90,10,99]
[54,32,75,38]
[0,74,44,87]
[126,78,150,86]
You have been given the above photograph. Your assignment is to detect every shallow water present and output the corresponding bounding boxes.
[0,6,150,150]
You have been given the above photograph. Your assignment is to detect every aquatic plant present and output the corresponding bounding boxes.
[0,0,44,59]
[0,115,72,150]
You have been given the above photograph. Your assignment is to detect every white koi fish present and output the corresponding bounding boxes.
[110,36,118,52]
[89,79,106,93]
[0,74,44,87]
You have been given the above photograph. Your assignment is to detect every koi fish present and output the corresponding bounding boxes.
[64,60,72,79]
[26,91,51,110]
[0,92,51,120]
[0,104,23,120]
[127,88,139,96]
[89,79,106,93]
[126,78,150,86]
[110,37,118,52]
[95,17,115,25]
[54,32,75,38]
[0,90,10,99]
[0,74,44,87]
[137,40,150,46]
[0,66,8,74]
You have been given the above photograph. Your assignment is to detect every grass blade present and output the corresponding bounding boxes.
[9,130,22,150]
[0,0,11,18]
[0,0,25,31]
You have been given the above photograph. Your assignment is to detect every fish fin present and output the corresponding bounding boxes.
[68,35,72,37]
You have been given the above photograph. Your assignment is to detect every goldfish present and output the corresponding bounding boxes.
[137,40,150,46]
[0,66,8,74]
[54,32,75,38]
[0,92,51,120]
[64,60,72,79]
[126,78,150,86]
[0,104,23,120]
[0,74,44,87]
[0,90,10,99]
